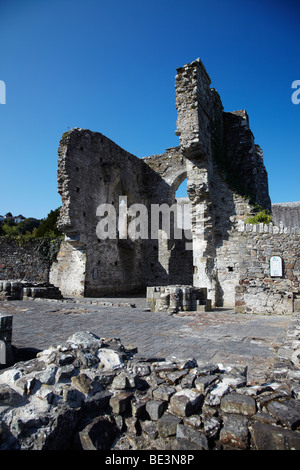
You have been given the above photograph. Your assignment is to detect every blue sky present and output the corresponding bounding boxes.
[0,0,299,219]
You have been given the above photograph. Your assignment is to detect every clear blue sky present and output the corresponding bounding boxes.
[0,0,299,219]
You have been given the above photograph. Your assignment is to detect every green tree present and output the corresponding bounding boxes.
[2,222,19,236]
[17,217,41,235]
[34,208,63,238]
[246,209,272,224]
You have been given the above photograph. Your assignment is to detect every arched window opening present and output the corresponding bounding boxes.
[175,178,188,200]
[118,197,127,239]
[174,178,191,232]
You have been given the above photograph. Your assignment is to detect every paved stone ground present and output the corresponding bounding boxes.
[0,296,293,384]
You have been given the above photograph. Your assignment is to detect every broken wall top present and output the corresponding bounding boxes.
[174,58,271,211]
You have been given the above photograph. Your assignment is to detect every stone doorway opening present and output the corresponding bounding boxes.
[160,175,193,286]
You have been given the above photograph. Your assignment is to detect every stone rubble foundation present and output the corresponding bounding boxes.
[146,285,211,313]
[0,328,300,450]
[0,280,62,301]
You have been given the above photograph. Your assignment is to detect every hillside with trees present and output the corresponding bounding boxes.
[0,208,62,239]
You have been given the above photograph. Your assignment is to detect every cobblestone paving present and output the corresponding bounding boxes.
[0,296,292,384]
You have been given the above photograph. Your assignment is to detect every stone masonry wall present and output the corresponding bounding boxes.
[52,58,280,309]
[0,59,297,315]
[0,238,51,283]
[272,202,300,228]
[173,59,271,306]
[143,148,193,287]
[235,222,300,314]
[49,241,86,297]
[55,128,151,297]
[223,111,271,211]
[55,130,195,297]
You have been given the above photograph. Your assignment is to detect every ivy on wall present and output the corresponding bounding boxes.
[34,237,63,264]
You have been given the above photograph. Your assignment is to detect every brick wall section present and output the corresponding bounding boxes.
[235,222,300,314]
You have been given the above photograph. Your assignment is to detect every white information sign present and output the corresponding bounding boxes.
[270,256,283,277]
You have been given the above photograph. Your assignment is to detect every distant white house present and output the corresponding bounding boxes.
[14,215,26,224]
[2,214,26,223]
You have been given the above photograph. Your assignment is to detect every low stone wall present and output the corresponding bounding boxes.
[272,202,300,228]
[0,237,61,283]
[236,222,300,314]
[0,330,300,450]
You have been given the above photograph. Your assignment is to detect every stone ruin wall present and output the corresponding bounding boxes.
[158,58,272,307]
[49,58,299,312]
[0,238,50,283]
[51,129,149,297]
[1,58,298,314]
[272,202,300,228]
[142,148,193,288]
[235,222,300,314]
[50,134,195,297]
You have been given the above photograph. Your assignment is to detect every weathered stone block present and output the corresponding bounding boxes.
[152,385,176,402]
[97,348,124,370]
[0,314,13,365]
[145,400,167,421]
[157,413,182,438]
[250,422,300,450]
[0,314,13,343]
[111,373,131,390]
[220,393,257,416]
[220,414,249,449]
[194,374,219,394]
[176,424,209,449]
[165,369,188,385]
[110,392,132,414]
[169,389,203,417]
[266,399,300,430]
[0,383,25,407]
[78,417,118,450]
[56,364,75,382]
[71,373,95,395]
[131,398,148,419]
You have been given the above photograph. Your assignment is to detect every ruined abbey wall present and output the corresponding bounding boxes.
[47,59,300,313]
[51,130,151,297]
[0,59,298,314]
[171,59,272,306]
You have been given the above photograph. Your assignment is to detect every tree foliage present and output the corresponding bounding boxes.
[246,209,272,224]
[34,208,62,238]
[0,208,63,239]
